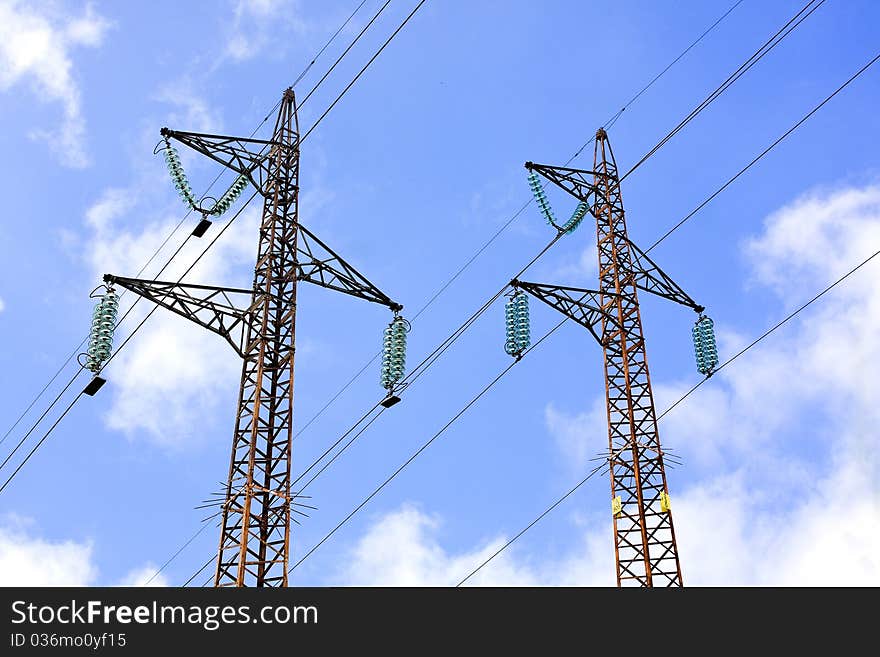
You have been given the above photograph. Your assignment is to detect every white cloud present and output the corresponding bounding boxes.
[82,192,260,446]
[544,401,605,472]
[339,182,880,587]
[116,564,168,587]
[0,516,173,586]
[226,0,308,62]
[0,518,96,586]
[336,504,610,587]
[0,1,111,167]
[154,81,222,134]
[0,296,5,313]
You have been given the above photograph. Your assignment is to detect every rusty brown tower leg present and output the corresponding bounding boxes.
[593,129,682,587]
[215,90,300,587]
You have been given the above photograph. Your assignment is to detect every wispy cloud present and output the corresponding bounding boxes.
[0,1,112,167]
[225,0,309,62]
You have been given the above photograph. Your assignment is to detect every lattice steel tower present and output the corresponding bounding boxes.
[517,129,708,586]
[104,89,402,586]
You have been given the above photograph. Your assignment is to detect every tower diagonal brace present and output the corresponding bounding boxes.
[512,280,620,347]
[161,128,280,198]
[625,238,704,313]
[103,274,258,357]
[296,224,402,312]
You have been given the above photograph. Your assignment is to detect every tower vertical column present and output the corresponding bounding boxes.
[593,129,682,587]
[215,89,300,587]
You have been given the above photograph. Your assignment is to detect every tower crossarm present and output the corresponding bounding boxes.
[524,161,606,207]
[295,224,402,312]
[512,279,621,346]
[103,274,260,358]
[624,238,704,313]
[161,128,283,199]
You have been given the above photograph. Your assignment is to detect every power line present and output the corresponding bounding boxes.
[621,0,827,181]
[456,242,880,585]
[289,315,571,574]
[0,1,372,459]
[0,230,198,474]
[564,0,745,165]
[0,192,261,495]
[0,0,389,491]
[163,0,746,585]
[457,462,606,586]
[271,14,848,502]
[277,0,748,455]
[646,49,880,253]
[283,42,880,580]
[298,0,392,110]
[142,515,217,586]
[290,0,371,89]
[302,0,428,141]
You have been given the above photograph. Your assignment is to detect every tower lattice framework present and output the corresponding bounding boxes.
[592,130,682,587]
[518,129,704,586]
[215,91,300,587]
[105,88,402,586]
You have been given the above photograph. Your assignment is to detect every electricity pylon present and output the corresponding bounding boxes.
[518,129,704,586]
[105,88,402,586]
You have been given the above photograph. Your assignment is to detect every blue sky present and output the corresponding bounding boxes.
[0,0,877,586]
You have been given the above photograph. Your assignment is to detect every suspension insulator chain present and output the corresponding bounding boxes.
[504,290,531,357]
[561,200,588,234]
[528,171,557,228]
[381,315,410,391]
[527,171,586,235]
[692,314,719,375]
[207,174,249,216]
[162,137,197,209]
[160,136,249,217]
[85,288,119,374]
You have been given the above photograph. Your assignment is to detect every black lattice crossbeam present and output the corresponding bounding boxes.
[624,238,704,313]
[525,161,604,205]
[296,224,401,312]
[512,280,620,346]
[161,128,282,199]
[104,275,258,357]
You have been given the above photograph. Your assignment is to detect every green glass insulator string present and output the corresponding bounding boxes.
[85,288,119,373]
[528,171,557,228]
[160,136,249,217]
[692,314,718,375]
[504,290,530,357]
[381,315,409,390]
[561,200,588,234]
[527,171,586,235]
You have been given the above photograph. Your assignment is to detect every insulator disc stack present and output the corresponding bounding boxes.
[162,138,197,209]
[161,136,249,217]
[692,314,719,375]
[208,174,249,216]
[86,288,119,374]
[561,200,588,234]
[504,290,531,357]
[527,171,586,235]
[528,171,557,227]
[381,315,409,390]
